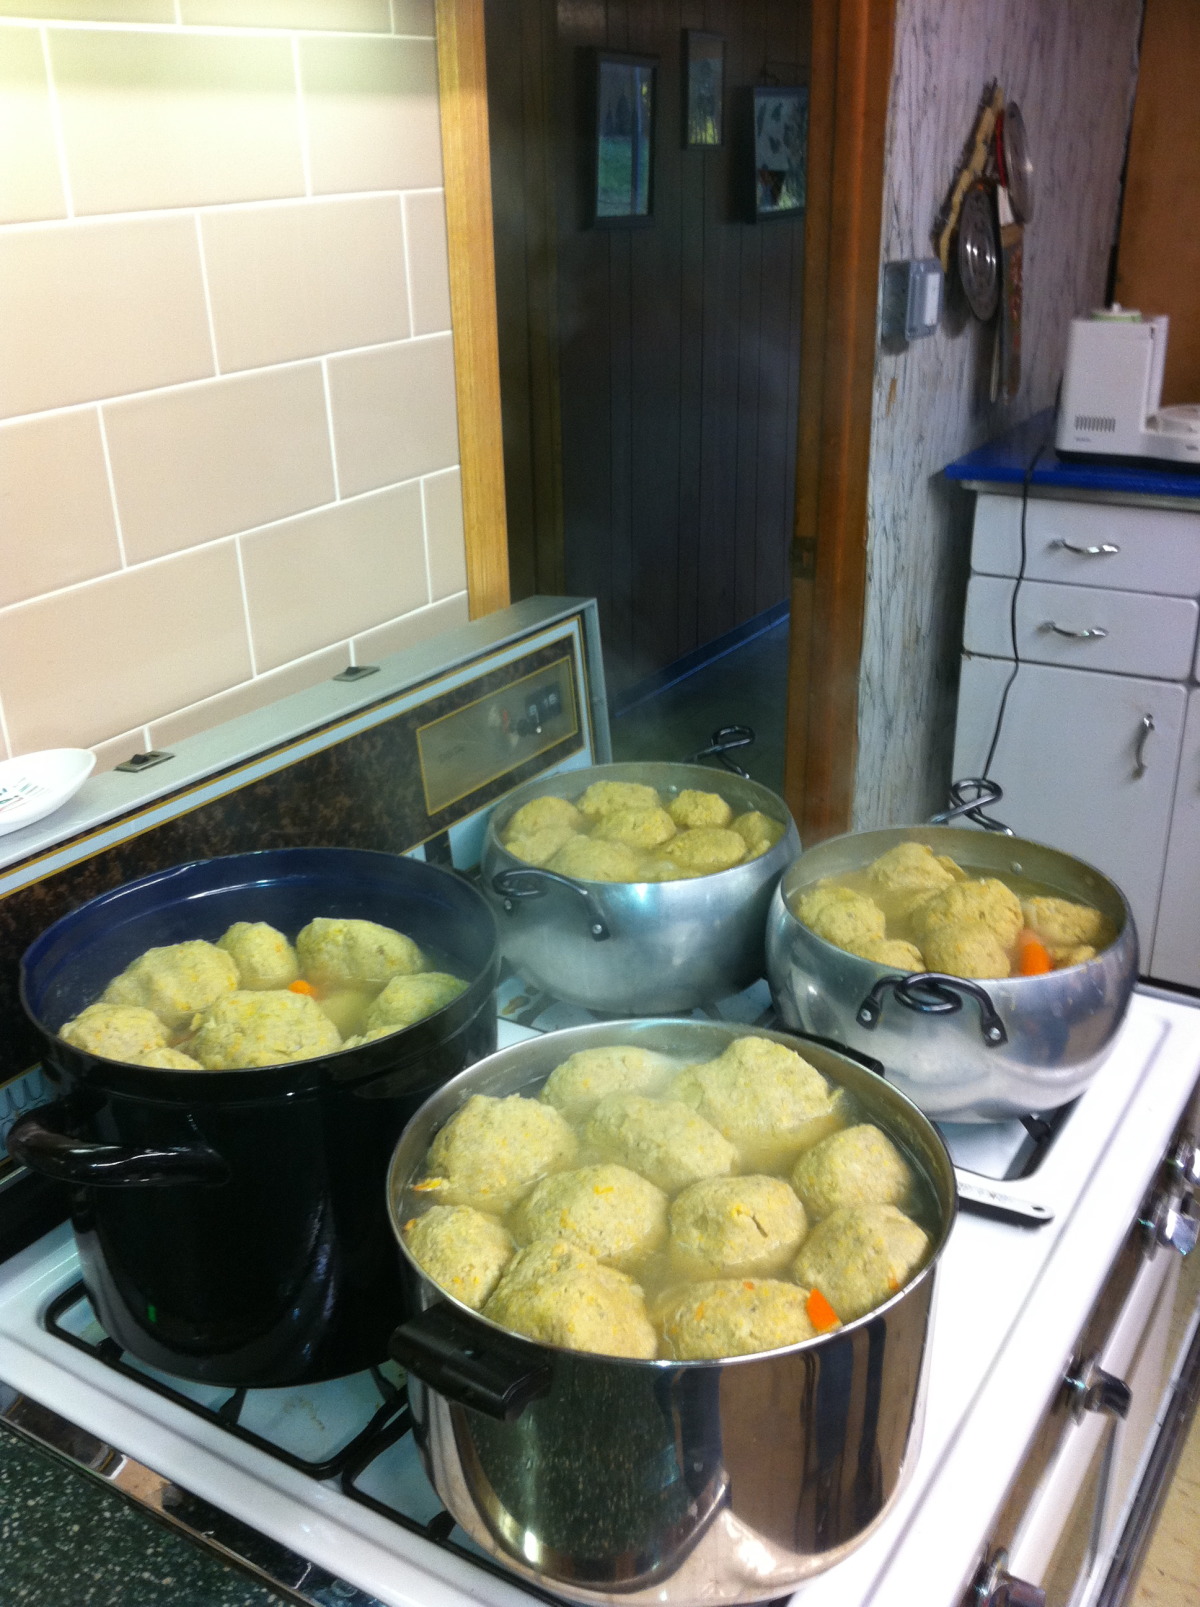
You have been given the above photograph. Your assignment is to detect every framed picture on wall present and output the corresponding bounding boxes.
[683,31,724,147]
[753,84,809,219]
[593,52,657,225]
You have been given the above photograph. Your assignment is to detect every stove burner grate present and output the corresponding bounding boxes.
[42,1281,404,1480]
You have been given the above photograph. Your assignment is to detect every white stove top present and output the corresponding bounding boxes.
[1,987,1198,1607]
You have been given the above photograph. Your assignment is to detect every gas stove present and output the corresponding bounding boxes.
[0,598,1197,1607]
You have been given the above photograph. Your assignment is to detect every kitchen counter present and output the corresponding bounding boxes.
[944,407,1200,502]
[0,1423,290,1607]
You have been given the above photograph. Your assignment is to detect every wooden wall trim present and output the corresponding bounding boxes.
[783,0,895,841]
[435,0,510,619]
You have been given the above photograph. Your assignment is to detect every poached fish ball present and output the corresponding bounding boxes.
[668,790,733,829]
[217,922,298,992]
[296,918,423,991]
[404,1205,514,1310]
[483,1237,657,1359]
[506,795,584,836]
[850,937,925,970]
[510,1164,668,1269]
[921,925,1011,980]
[421,1093,579,1214]
[60,1002,169,1061]
[504,825,578,867]
[657,1279,816,1361]
[670,1036,846,1169]
[791,1124,915,1221]
[914,879,1023,950]
[540,1045,673,1122]
[793,1204,929,1322]
[191,990,342,1069]
[583,1094,737,1196]
[1021,896,1114,952]
[576,780,662,820]
[102,940,238,1030]
[365,972,468,1031]
[659,828,747,875]
[795,884,887,952]
[731,811,784,859]
[591,806,676,850]
[548,835,642,883]
[668,1175,808,1279]
[130,1046,205,1070]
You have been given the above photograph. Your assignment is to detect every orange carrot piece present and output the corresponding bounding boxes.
[807,1288,840,1333]
[288,978,318,996]
[1016,929,1052,975]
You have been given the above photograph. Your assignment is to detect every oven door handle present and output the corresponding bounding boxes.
[6,1103,229,1188]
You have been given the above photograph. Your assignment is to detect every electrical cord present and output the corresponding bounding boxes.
[980,436,1049,779]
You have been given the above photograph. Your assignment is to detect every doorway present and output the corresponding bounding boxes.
[484,0,811,732]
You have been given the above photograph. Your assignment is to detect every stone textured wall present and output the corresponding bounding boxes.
[853,0,1143,827]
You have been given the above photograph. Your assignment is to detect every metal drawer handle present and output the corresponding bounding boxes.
[1134,712,1155,778]
[970,1546,1046,1607]
[1042,620,1108,640]
[1065,1355,1132,1423]
[1051,537,1120,557]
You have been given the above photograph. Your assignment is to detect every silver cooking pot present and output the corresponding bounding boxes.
[386,1019,956,1605]
[765,825,1138,1122]
[479,762,799,1013]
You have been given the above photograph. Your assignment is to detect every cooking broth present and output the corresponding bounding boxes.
[400,1038,940,1362]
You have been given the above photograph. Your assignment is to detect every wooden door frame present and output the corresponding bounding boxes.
[438,0,895,838]
[784,0,896,842]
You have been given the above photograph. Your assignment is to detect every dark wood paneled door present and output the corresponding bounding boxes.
[486,0,810,701]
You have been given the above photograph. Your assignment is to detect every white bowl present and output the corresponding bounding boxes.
[0,748,96,838]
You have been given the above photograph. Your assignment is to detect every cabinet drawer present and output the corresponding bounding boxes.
[972,494,1200,594]
[964,576,1198,679]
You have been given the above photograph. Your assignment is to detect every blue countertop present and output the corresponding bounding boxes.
[944,409,1200,500]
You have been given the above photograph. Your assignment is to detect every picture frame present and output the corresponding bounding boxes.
[683,30,724,148]
[593,52,657,226]
[752,84,809,219]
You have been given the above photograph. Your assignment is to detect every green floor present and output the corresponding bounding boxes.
[608,619,789,794]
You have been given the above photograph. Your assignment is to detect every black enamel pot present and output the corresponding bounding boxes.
[7,848,499,1387]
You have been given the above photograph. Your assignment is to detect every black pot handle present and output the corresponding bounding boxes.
[686,725,755,778]
[856,972,1008,1048]
[929,777,1013,835]
[782,1028,885,1078]
[7,1103,230,1188]
[389,1303,552,1423]
[491,867,611,941]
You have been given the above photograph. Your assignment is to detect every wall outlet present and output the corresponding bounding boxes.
[881,258,944,348]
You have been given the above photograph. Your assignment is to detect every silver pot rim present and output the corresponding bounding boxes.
[387,1017,957,1370]
[774,821,1136,983]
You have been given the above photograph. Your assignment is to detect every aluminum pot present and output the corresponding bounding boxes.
[8,848,499,1387]
[479,762,799,1013]
[386,1019,956,1605]
[765,825,1138,1123]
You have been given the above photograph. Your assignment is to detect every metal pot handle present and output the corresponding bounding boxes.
[491,867,611,941]
[7,1103,230,1189]
[856,972,1008,1047]
[686,725,754,778]
[782,1029,885,1078]
[929,777,1012,834]
[389,1303,552,1423]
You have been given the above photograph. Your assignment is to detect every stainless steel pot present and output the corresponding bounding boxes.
[386,1019,956,1605]
[765,825,1138,1123]
[479,763,799,1013]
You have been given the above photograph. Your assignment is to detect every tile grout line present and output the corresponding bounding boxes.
[0,684,13,763]
[39,26,74,222]
[232,537,259,679]
[399,194,417,336]
[0,332,452,431]
[0,18,424,40]
[320,358,342,501]
[95,408,128,569]
[192,214,222,377]
[0,476,449,620]
[418,475,435,605]
[292,34,314,199]
[0,187,447,237]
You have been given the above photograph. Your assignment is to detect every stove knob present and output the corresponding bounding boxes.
[968,1546,1046,1607]
[1140,1189,1199,1257]
[1171,1137,1200,1191]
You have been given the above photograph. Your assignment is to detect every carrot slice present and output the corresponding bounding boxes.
[1016,929,1052,976]
[807,1288,840,1333]
[288,978,318,996]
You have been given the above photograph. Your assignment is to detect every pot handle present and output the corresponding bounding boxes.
[491,867,611,942]
[783,1029,885,1078]
[856,973,1008,1048]
[929,777,1013,835]
[389,1303,552,1423]
[686,724,754,778]
[6,1103,230,1188]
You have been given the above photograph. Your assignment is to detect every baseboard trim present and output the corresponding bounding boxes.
[610,602,790,720]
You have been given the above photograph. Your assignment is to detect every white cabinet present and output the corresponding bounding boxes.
[953,491,1200,984]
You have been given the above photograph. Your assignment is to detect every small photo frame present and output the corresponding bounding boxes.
[684,30,724,147]
[594,52,657,226]
[753,84,809,219]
